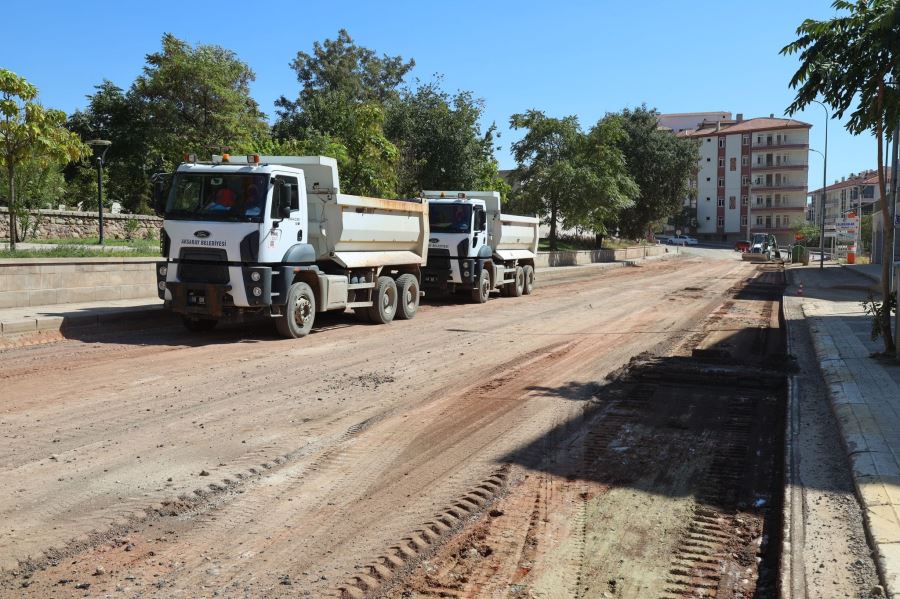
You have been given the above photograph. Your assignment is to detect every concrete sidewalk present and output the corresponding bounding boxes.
[0,254,679,340]
[787,264,900,597]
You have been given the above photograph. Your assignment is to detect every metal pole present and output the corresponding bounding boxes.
[97,157,104,245]
[820,104,828,269]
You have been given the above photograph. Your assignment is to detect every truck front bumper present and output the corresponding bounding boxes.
[158,261,274,317]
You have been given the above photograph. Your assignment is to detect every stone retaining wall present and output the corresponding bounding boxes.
[0,245,667,309]
[0,208,162,241]
[0,257,158,309]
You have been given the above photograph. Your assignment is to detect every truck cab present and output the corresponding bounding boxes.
[421,191,539,302]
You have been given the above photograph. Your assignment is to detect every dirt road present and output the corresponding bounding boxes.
[1,256,778,597]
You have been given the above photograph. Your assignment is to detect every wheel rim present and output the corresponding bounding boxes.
[294,295,312,327]
[383,287,396,315]
[405,286,417,312]
[481,275,490,299]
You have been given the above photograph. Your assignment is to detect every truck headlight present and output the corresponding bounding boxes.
[252,286,263,297]
[250,271,261,282]
[158,281,167,291]
[158,265,167,277]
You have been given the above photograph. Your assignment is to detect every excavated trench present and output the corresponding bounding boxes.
[366,266,789,599]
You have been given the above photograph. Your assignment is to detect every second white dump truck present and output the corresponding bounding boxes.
[155,155,428,338]
[420,191,539,302]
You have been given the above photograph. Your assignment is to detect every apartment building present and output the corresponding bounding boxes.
[807,168,889,226]
[659,113,811,246]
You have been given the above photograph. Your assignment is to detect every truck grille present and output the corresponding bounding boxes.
[426,248,452,271]
[177,248,229,284]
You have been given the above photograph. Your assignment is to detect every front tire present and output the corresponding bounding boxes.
[182,316,217,333]
[276,282,316,338]
[471,269,490,304]
[395,274,419,320]
[522,265,535,295]
[511,266,525,297]
[367,276,398,324]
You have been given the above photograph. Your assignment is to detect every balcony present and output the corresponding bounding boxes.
[751,182,806,193]
[750,205,806,211]
[751,163,808,173]
[751,141,808,151]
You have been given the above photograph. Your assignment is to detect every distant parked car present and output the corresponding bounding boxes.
[667,235,698,246]
[734,240,750,252]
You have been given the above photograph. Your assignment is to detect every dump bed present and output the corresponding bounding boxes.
[268,156,429,269]
[307,192,429,268]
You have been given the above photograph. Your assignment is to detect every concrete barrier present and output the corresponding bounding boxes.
[534,245,666,268]
[0,257,158,309]
[0,245,668,310]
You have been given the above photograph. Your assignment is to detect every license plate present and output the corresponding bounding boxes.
[187,290,206,306]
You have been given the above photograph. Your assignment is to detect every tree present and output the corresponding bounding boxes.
[1,69,87,249]
[385,79,506,197]
[274,31,414,197]
[510,110,636,250]
[610,106,700,239]
[133,34,269,168]
[67,81,151,213]
[782,0,900,354]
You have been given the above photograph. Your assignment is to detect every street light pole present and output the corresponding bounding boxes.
[86,140,112,245]
[811,100,829,270]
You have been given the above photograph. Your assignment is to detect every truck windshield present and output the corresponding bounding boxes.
[429,204,472,233]
[165,173,270,222]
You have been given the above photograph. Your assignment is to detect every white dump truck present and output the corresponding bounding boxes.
[420,191,539,302]
[154,155,428,338]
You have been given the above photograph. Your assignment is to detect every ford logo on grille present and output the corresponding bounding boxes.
[429,238,439,243]
[194,230,211,239]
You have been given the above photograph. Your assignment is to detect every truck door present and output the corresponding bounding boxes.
[265,173,306,259]
[472,205,488,254]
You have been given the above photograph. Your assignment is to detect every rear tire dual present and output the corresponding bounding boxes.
[367,276,398,324]
[395,274,419,320]
[522,265,535,295]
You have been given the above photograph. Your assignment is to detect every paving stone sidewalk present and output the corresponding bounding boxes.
[790,265,900,597]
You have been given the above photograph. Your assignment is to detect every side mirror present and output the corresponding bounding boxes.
[151,173,170,213]
[477,210,487,231]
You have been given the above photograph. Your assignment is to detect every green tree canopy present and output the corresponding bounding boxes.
[609,106,699,239]
[1,68,87,248]
[509,110,637,249]
[385,79,506,197]
[782,0,900,353]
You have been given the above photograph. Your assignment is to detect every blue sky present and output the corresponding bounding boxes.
[0,1,879,185]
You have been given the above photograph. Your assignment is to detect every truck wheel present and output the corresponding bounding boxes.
[512,266,525,297]
[367,276,397,324]
[523,265,535,295]
[471,269,490,303]
[395,274,419,320]
[276,282,316,338]
[182,316,217,333]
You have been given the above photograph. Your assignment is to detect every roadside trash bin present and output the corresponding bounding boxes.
[791,245,809,266]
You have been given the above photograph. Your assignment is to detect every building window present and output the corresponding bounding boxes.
[706,177,711,182]
[717,216,724,227]
[863,185,874,199]
[729,196,736,209]
[742,195,749,206]
[707,157,711,162]
[717,198,725,207]
[775,215,782,228]
[718,158,724,167]
[741,215,747,226]
[765,215,772,228]
[730,157,737,171]
[742,134,750,146]
[756,216,763,225]
[741,156,748,167]
[706,197,711,202]
[706,216,711,221]
[718,177,724,187]
[718,137,726,148]
[706,138,712,143]
[783,215,791,227]
[756,196,763,206]
[742,175,750,186]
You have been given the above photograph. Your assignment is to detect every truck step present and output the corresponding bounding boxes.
[347,282,376,290]
[346,301,374,308]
